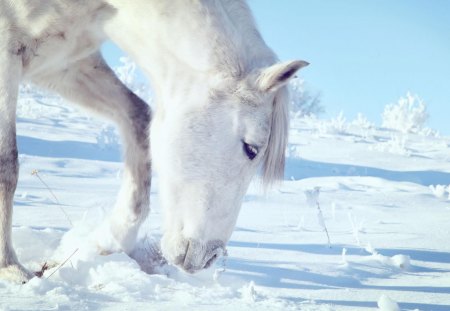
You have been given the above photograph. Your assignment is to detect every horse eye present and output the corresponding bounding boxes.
[243,142,258,160]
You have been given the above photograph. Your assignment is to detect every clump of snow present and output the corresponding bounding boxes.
[348,211,365,246]
[341,248,348,266]
[382,92,428,134]
[390,254,411,270]
[305,187,321,208]
[429,184,450,200]
[240,281,258,303]
[362,244,411,271]
[377,294,400,311]
[296,215,306,230]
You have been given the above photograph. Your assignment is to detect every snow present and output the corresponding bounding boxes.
[378,295,400,311]
[1,88,450,311]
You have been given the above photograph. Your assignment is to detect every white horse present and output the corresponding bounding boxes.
[0,0,307,282]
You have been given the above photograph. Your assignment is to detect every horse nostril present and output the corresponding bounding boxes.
[203,242,225,269]
[204,254,218,269]
[180,240,225,272]
[182,240,190,266]
[203,253,218,269]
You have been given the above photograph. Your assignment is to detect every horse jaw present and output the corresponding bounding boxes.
[156,159,250,272]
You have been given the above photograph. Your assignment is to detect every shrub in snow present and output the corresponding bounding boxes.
[382,92,428,133]
[386,134,409,155]
[370,133,411,157]
[351,114,376,143]
[351,113,374,130]
[96,125,120,149]
[318,111,348,135]
[114,57,137,88]
[289,78,323,118]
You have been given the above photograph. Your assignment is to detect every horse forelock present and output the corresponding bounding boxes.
[261,86,290,188]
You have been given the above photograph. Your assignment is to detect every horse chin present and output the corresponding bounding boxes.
[162,237,225,273]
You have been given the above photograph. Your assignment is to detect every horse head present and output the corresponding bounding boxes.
[151,60,308,272]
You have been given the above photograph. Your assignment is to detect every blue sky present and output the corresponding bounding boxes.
[103,1,450,134]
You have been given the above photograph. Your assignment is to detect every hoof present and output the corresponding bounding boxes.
[92,221,120,256]
[93,220,136,256]
[129,239,168,274]
[94,228,123,255]
[0,264,34,284]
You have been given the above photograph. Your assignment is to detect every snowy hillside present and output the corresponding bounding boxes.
[1,85,450,311]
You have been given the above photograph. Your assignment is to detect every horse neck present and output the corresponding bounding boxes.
[103,0,275,107]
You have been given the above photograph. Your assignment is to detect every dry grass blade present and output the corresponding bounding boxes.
[31,169,73,227]
[46,248,79,279]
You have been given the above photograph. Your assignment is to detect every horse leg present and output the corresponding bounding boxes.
[0,43,34,282]
[33,52,151,255]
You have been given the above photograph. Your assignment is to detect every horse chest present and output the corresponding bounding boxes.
[23,29,103,79]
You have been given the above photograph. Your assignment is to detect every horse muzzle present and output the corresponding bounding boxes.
[172,239,226,273]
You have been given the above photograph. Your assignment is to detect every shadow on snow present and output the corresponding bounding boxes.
[17,135,121,162]
[226,240,450,306]
[285,157,450,186]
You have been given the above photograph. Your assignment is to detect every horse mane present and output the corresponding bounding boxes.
[217,1,289,187]
[199,0,291,188]
[261,85,290,187]
[206,0,278,78]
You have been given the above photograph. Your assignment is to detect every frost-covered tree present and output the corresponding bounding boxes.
[382,92,428,133]
[113,57,153,105]
[289,78,323,118]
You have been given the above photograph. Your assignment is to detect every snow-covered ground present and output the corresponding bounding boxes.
[1,87,450,311]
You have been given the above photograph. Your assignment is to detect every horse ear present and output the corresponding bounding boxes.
[257,60,309,92]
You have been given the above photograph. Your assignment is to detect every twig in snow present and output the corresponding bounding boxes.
[35,262,49,278]
[317,200,331,247]
[304,187,331,247]
[31,169,73,227]
[348,211,361,246]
